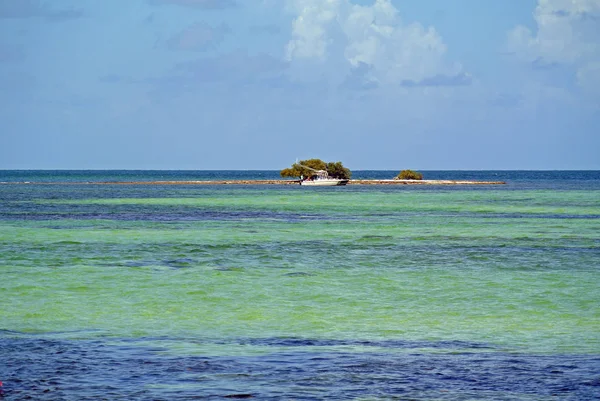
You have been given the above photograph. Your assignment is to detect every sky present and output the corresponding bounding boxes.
[1,0,599,170]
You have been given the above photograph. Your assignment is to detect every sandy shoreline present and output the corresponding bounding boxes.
[2,179,506,185]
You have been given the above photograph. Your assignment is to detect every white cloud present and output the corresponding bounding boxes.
[285,0,341,61]
[507,0,600,96]
[285,0,461,85]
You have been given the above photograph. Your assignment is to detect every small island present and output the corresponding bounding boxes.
[1,162,506,186]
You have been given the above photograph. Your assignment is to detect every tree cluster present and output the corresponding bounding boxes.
[280,159,352,180]
[395,170,423,180]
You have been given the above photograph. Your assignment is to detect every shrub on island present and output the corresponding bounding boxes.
[325,161,352,180]
[395,170,423,180]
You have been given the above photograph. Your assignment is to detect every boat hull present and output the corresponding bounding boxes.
[300,179,349,186]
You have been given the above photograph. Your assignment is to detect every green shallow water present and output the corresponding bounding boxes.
[2,186,599,355]
[41,189,600,215]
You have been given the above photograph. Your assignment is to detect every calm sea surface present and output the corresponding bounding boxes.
[1,171,599,400]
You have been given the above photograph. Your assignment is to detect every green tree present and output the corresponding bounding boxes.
[326,161,352,179]
[280,159,351,179]
[396,170,423,180]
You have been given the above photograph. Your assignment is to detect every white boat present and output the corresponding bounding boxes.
[300,177,349,186]
[299,170,349,186]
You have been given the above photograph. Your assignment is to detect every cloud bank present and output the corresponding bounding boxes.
[507,0,600,96]
[285,0,463,85]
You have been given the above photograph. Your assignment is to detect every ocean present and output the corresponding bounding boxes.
[1,170,599,400]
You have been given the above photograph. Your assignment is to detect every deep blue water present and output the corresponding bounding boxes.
[3,334,599,400]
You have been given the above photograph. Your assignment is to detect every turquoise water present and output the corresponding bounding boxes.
[1,171,599,399]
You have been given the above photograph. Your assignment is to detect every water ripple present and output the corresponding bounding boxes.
[0,336,598,400]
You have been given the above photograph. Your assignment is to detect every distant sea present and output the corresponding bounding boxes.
[2,169,600,187]
[1,170,599,400]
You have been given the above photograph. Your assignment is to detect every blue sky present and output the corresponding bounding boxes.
[1,0,599,169]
